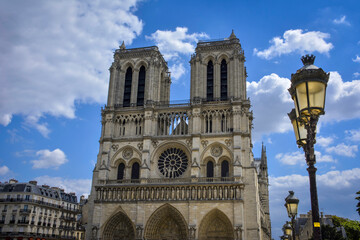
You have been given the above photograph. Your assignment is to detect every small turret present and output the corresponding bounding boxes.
[229,29,237,39]
[120,41,126,50]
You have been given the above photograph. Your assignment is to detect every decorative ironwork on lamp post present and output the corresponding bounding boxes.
[285,191,299,240]
[288,54,329,240]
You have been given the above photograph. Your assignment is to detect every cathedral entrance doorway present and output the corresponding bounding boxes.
[198,209,234,240]
[144,204,188,240]
[102,211,135,240]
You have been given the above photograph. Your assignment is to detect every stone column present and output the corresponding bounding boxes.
[131,69,139,106]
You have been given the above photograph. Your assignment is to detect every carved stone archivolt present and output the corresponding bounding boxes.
[102,211,135,240]
[198,209,234,240]
[144,204,188,240]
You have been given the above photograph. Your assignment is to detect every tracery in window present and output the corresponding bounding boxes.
[158,148,188,178]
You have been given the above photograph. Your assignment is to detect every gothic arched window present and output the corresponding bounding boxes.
[220,59,228,101]
[207,61,214,101]
[117,163,125,180]
[206,161,214,178]
[137,66,146,106]
[123,67,132,107]
[131,162,140,180]
[221,160,229,178]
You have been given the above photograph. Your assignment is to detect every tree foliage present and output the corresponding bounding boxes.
[332,216,360,240]
[356,190,360,217]
[320,224,345,240]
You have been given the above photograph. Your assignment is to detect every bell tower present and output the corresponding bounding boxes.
[190,30,247,102]
[107,42,171,108]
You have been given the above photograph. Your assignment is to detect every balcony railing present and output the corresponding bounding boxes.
[102,176,240,185]
[20,209,31,214]
[17,220,29,225]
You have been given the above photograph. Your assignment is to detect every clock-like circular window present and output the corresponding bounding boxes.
[158,148,188,178]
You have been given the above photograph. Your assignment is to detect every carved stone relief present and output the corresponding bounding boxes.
[211,146,223,157]
[122,147,133,160]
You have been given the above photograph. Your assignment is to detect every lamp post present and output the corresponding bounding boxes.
[285,191,299,240]
[288,55,329,240]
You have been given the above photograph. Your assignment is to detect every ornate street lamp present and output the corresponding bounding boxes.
[288,55,329,240]
[285,191,299,240]
[283,222,293,238]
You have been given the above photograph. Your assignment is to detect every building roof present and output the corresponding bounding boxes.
[0,180,78,203]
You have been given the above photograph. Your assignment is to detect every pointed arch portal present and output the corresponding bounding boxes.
[144,204,188,240]
[199,208,234,240]
[102,211,135,240]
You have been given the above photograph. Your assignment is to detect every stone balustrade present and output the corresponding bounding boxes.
[95,178,243,203]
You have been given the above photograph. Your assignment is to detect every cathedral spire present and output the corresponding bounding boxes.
[120,41,126,50]
[229,29,237,39]
[261,142,267,168]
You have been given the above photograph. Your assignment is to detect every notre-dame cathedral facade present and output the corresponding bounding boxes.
[85,31,271,240]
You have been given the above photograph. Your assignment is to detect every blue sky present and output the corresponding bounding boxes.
[1,0,360,238]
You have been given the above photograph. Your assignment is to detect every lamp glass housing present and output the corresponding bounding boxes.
[294,80,326,118]
[288,109,307,146]
[286,202,299,218]
[284,224,292,236]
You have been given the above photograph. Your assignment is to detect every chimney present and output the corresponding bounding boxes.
[29,180,37,185]
[9,179,18,184]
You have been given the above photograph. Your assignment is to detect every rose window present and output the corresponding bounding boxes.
[158,148,188,178]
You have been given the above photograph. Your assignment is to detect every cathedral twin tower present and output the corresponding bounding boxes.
[86,31,271,240]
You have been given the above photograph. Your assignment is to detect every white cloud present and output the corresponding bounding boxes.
[353,55,360,63]
[353,72,360,78]
[318,168,360,189]
[345,129,360,142]
[326,143,358,157]
[333,15,350,26]
[34,175,91,198]
[146,27,209,60]
[247,73,293,139]
[315,151,336,163]
[275,150,335,165]
[0,166,10,176]
[276,151,304,166]
[0,0,143,134]
[169,63,186,82]
[24,115,50,138]
[253,29,333,59]
[31,149,68,169]
[316,136,334,148]
[324,72,360,122]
